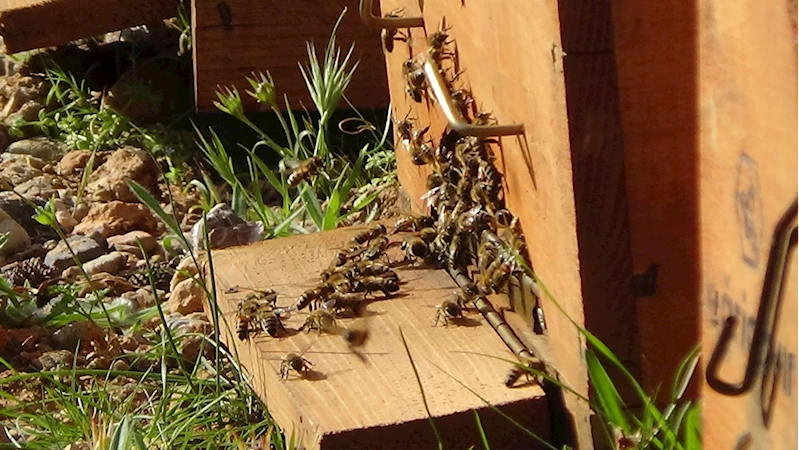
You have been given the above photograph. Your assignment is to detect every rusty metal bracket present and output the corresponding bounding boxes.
[706,198,798,399]
[359,0,425,30]
[423,56,526,138]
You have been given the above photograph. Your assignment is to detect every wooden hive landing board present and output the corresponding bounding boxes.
[208,226,549,449]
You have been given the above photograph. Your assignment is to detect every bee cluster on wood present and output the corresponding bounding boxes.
[396,20,537,388]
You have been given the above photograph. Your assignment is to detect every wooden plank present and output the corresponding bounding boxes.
[611,0,701,399]
[698,0,798,446]
[0,0,177,53]
[192,0,389,112]
[208,226,550,449]
[377,1,593,447]
[557,0,640,404]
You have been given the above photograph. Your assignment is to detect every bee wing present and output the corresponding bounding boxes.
[279,157,302,175]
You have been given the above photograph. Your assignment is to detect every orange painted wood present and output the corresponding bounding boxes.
[207,226,550,449]
[191,0,389,112]
[0,0,177,53]
[377,0,594,447]
[698,0,797,447]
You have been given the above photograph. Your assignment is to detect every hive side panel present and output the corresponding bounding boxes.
[698,0,797,446]
[377,0,592,447]
[0,0,177,53]
[192,0,389,112]
[611,0,701,399]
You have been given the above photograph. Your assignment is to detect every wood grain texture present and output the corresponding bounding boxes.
[611,0,701,400]
[698,0,798,446]
[192,0,389,112]
[378,0,593,447]
[0,0,177,53]
[562,52,640,400]
[207,226,549,449]
[557,0,640,406]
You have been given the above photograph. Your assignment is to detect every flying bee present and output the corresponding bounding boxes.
[433,298,465,327]
[380,8,406,52]
[282,156,324,187]
[280,352,313,379]
[351,224,387,245]
[402,59,427,102]
[392,213,436,234]
[401,235,430,263]
[354,275,400,297]
[341,319,370,348]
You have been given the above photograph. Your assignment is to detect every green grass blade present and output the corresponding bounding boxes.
[473,410,491,450]
[299,185,324,229]
[682,404,702,450]
[586,349,631,435]
[127,180,182,238]
[671,345,701,404]
[398,327,443,450]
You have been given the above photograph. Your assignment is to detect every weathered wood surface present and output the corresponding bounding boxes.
[208,226,549,449]
[375,0,601,447]
[557,0,640,404]
[698,0,798,446]
[191,0,389,112]
[0,0,177,53]
[611,0,702,400]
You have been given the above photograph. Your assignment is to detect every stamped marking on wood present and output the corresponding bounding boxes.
[735,153,764,269]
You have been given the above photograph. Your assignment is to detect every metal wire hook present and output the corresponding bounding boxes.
[706,198,798,396]
[359,0,425,30]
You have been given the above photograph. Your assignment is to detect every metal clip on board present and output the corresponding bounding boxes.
[359,0,425,30]
[423,56,525,138]
[706,198,797,424]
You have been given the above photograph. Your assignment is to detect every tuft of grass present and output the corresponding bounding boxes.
[398,327,444,450]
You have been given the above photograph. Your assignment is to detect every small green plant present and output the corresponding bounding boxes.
[201,7,397,236]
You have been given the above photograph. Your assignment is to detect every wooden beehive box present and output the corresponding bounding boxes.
[208,226,551,449]
[191,0,389,112]
[612,0,797,446]
[0,0,177,53]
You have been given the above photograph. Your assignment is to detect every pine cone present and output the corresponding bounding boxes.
[128,260,173,292]
[3,257,55,287]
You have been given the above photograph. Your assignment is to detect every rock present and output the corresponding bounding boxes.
[121,287,157,309]
[107,230,157,254]
[6,137,64,162]
[170,256,199,292]
[0,152,46,170]
[0,125,9,153]
[83,251,127,276]
[73,202,90,222]
[0,192,59,244]
[85,148,160,203]
[0,208,30,256]
[164,312,212,335]
[52,321,105,352]
[76,273,135,297]
[44,235,104,271]
[0,155,42,185]
[4,100,43,126]
[56,150,104,178]
[190,203,265,251]
[61,266,81,280]
[181,335,214,363]
[166,278,205,315]
[73,201,160,238]
[0,74,47,123]
[54,209,77,232]
[14,174,60,199]
[115,243,145,258]
[85,230,109,252]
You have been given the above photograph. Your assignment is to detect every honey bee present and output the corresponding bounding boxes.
[282,156,324,187]
[361,235,390,261]
[504,364,530,388]
[427,24,454,63]
[451,89,474,119]
[504,357,544,388]
[419,227,438,243]
[261,309,288,337]
[236,293,286,340]
[402,59,427,102]
[328,291,370,316]
[353,260,395,278]
[340,319,370,349]
[392,214,435,234]
[401,235,430,263]
[353,275,400,296]
[380,8,406,52]
[237,315,255,340]
[279,352,313,379]
[351,224,387,245]
[301,300,338,334]
[397,123,433,166]
[292,283,334,311]
[478,252,516,294]
[433,298,464,327]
